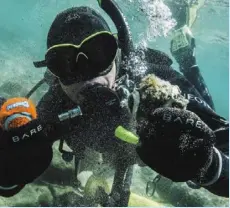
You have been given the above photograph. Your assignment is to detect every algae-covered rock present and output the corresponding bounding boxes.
[155,176,229,207]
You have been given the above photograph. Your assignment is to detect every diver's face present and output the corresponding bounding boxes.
[60,62,117,103]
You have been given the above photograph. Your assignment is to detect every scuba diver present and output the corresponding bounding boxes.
[0,0,228,205]
[166,0,205,29]
[167,0,215,110]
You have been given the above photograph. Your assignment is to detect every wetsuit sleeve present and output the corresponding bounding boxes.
[37,85,69,120]
[186,97,229,197]
[180,64,215,110]
[36,84,80,140]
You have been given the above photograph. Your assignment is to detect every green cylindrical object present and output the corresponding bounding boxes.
[115,126,139,145]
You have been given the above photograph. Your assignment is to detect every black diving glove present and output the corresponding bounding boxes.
[136,107,216,182]
[170,25,196,70]
[0,97,53,197]
[0,119,53,184]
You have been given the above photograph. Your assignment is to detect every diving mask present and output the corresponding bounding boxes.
[34,31,118,84]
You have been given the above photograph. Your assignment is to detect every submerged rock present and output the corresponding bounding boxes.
[0,81,28,98]
[0,184,53,207]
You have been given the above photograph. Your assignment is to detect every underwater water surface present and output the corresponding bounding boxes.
[0,0,229,207]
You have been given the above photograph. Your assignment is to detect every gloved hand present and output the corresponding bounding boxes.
[0,97,53,197]
[136,107,215,182]
[170,25,196,70]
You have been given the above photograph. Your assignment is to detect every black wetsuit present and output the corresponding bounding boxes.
[36,48,229,198]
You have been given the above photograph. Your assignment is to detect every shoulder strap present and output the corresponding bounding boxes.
[115,74,140,117]
[128,89,140,117]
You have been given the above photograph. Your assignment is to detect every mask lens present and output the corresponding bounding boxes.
[45,46,77,78]
[81,33,118,73]
[45,33,118,81]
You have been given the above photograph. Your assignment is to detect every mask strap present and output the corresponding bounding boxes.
[33,60,47,68]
